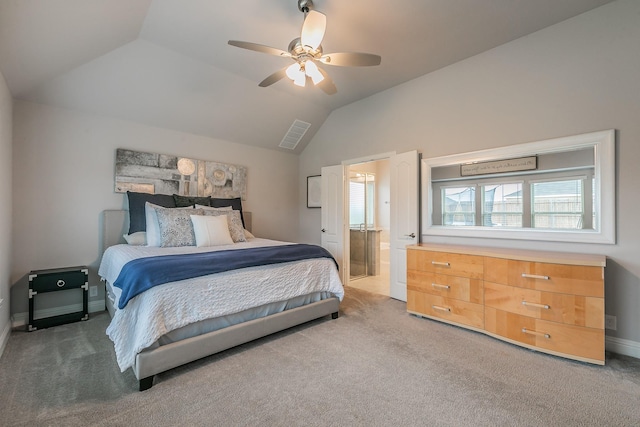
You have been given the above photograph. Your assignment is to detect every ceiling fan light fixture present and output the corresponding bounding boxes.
[286,62,307,87]
[305,60,324,85]
[285,63,302,80]
[294,73,306,87]
[300,10,326,50]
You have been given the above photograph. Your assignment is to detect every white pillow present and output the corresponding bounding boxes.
[145,202,193,247]
[190,214,234,247]
[194,204,233,211]
[201,209,246,242]
[123,231,146,245]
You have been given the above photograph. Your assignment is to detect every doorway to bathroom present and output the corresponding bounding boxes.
[347,159,390,296]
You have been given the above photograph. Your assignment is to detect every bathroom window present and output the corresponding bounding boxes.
[349,174,375,228]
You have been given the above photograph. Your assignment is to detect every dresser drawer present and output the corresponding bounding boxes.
[29,267,88,293]
[408,291,484,329]
[485,307,604,363]
[407,270,483,304]
[407,250,483,279]
[28,266,89,331]
[484,257,603,297]
[484,281,604,328]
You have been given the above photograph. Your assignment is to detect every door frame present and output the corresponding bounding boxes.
[341,152,396,289]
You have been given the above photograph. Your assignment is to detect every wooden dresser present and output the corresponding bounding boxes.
[407,244,606,364]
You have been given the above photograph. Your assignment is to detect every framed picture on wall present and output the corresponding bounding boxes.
[307,175,321,208]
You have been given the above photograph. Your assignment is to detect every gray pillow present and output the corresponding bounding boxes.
[127,191,176,234]
[202,210,246,243]
[156,207,204,247]
[211,197,245,227]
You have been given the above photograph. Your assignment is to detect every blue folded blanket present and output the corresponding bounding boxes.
[114,244,338,309]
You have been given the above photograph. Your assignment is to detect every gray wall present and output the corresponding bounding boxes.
[0,70,12,353]
[299,0,640,353]
[10,100,300,320]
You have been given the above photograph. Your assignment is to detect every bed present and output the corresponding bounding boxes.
[99,196,343,391]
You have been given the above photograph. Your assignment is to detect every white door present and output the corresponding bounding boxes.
[389,151,420,301]
[321,165,346,285]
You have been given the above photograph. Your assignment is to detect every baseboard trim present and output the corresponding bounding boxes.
[0,320,11,359]
[11,300,106,329]
[606,336,640,359]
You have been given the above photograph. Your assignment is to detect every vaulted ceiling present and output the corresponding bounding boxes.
[0,0,616,153]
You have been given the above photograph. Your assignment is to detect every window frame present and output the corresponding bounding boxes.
[421,130,615,244]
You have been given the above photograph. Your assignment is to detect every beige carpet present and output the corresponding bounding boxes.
[1,286,639,426]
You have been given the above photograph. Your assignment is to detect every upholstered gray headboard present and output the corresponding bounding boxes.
[101,210,252,254]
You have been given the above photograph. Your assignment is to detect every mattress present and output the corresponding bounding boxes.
[105,280,330,347]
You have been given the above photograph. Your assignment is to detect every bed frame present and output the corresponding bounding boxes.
[101,210,340,391]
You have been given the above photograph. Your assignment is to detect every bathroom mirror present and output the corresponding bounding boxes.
[421,129,615,244]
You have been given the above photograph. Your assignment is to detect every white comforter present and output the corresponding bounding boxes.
[99,238,344,372]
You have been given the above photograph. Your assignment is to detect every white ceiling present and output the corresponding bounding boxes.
[0,0,616,153]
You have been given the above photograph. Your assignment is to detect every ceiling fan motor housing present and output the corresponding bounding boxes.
[288,38,322,60]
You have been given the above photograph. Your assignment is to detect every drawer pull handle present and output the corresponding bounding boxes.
[431,283,450,290]
[521,328,550,339]
[521,301,550,310]
[432,305,451,312]
[521,273,550,280]
[431,261,450,267]
[56,280,66,288]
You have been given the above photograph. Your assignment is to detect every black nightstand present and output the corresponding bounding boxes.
[28,266,89,331]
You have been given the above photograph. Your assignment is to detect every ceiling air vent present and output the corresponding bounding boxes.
[279,119,311,150]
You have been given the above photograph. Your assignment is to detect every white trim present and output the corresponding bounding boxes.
[11,300,106,328]
[606,336,640,359]
[421,130,616,244]
[342,151,395,166]
[0,320,10,359]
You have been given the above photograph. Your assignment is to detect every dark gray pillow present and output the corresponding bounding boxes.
[211,197,245,227]
[127,191,176,234]
[172,194,212,208]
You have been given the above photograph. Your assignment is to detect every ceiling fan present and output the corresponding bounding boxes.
[228,0,381,95]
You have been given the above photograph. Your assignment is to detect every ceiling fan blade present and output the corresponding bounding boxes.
[320,52,381,67]
[258,67,289,87]
[300,10,326,50]
[228,40,291,58]
[316,67,337,95]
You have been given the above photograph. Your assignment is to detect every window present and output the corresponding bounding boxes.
[482,183,523,228]
[422,130,615,244]
[349,174,375,228]
[442,186,475,226]
[531,178,590,230]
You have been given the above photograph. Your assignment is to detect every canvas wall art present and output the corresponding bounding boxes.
[115,149,247,200]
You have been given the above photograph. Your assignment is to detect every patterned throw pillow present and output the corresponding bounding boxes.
[156,207,204,247]
[202,209,246,242]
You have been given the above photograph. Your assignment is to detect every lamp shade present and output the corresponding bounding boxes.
[305,61,324,85]
[301,10,326,50]
[286,63,306,87]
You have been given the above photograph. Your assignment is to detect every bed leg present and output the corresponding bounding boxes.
[139,376,154,391]
[331,311,339,319]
